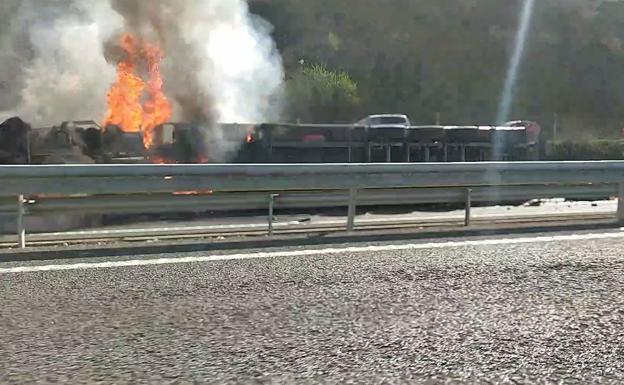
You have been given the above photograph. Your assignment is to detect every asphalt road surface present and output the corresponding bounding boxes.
[2,230,624,384]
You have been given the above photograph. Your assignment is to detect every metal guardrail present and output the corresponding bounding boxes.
[1,161,624,248]
[0,185,615,215]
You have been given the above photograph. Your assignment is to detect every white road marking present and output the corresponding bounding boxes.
[1,231,623,274]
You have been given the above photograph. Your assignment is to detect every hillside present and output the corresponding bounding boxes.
[251,0,624,139]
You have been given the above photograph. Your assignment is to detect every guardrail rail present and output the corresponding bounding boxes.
[1,161,624,248]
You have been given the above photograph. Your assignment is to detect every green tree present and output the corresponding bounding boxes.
[285,63,360,123]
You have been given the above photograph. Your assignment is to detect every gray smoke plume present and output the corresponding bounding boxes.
[0,0,122,126]
[0,0,284,159]
[107,0,285,160]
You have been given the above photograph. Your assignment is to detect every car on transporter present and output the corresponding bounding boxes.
[355,114,413,145]
[355,114,412,127]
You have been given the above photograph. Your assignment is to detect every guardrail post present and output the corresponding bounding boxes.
[268,193,279,236]
[465,188,472,227]
[618,183,624,223]
[348,126,353,163]
[385,145,392,163]
[347,188,358,232]
[17,194,26,248]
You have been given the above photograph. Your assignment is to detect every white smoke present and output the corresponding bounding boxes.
[0,0,284,133]
[18,18,120,125]
[203,10,284,123]
[0,0,121,126]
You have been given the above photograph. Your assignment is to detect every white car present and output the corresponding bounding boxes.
[356,114,411,127]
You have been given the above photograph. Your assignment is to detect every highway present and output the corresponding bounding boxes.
[2,229,624,383]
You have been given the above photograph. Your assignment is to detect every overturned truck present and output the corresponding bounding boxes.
[0,116,542,234]
[0,117,541,165]
[240,121,541,163]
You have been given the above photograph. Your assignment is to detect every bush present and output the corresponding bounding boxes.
[546,140,624,160]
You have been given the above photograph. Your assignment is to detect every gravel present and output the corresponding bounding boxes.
[1,236,624,384]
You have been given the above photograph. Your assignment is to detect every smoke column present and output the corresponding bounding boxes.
[106,0,284,159]
[496,0,536,125]
[0,0,122,126]
[0,0,284,159]
[107,0,283,124]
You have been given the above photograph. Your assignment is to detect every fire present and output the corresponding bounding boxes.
[142,42,172,148]
[103,33,172,149]
[103,34,144,135]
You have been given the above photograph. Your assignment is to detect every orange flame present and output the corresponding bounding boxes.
[103,34,144,135]
[142,42,172,148]
[103,33,172,149]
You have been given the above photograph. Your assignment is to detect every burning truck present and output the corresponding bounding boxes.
[0,33,252,165]
[0,30,541,165]
[0,116,257,165]
[0,31,541,165]
[0,115,542,165]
